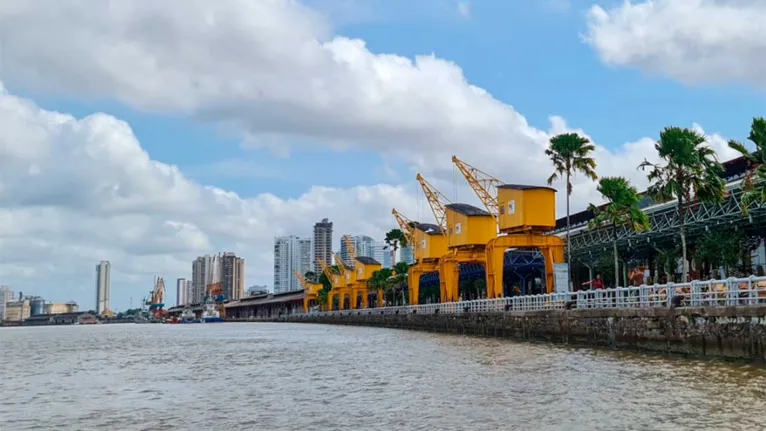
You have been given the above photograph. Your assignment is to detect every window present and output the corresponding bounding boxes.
[455,223,462,234]
[421,240,427,249]
[508,200,516,215]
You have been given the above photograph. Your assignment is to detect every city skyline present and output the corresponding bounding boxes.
[0,0,759,310]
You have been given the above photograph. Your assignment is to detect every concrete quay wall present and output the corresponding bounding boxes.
[277,306,766,362]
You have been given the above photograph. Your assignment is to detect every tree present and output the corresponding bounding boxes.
[694,229,745,278]
[370,268,394,305]
[639,127,727,282]
[728,117,766,215]
[304,271,317,283]
[545,133,598,283]
[317,266,340,310]
[392,262,411,305]
[384,229,408,265]
[587,177,650,287]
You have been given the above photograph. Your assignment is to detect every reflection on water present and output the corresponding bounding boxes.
[1,323,764,430]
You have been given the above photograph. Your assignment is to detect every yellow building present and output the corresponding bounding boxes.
[46,302,79,315]
[5,300,30,322]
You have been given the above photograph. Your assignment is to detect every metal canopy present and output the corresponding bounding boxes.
[565,184,766,257]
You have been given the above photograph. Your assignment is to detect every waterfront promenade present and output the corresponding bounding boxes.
[278,276,766,362]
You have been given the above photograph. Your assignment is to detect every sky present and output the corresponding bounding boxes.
[0,0,763,310]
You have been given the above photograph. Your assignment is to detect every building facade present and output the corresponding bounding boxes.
[45,302,79,315]
[313,218,333,273]
[95,261,111,315]
[340,235,386,267]
[192,255,221,303]
[220,252,245,300]
[0,286,13,321]
[400,246,415,265]
[176,278,193,306]
[274,236,312,294]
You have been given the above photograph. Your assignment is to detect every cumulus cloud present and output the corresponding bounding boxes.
[584,0,766,89]
[0,0,745,307]
[0,85,418,305]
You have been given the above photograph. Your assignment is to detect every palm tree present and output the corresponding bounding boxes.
[304,271,317,283]
[545,133,598,283]
[639,127,727,282]
[384,229,408,265]
[728,117,766,215]
[370,268,394,306]
[587,177,650,287]
[392,261,411,305]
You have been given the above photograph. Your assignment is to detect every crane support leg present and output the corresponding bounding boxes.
[486,234,565,297]
[377,289,385,307]
[439,256,459,303]
[408,261,439,305]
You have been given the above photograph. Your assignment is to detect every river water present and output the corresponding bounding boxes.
[1,323,765,431]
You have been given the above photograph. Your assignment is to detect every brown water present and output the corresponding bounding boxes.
[1,323,764,430]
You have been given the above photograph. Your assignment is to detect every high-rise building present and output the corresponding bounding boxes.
[176,278,192,306]
[221,252,245,300]
[274,236,312,294]
[340,235,380,266]
[313,218,333,273]
[192,255,221,303]
[400,246,415,265]
[95,261,111,314]
[372,241,391,268]
[0,286,13,321]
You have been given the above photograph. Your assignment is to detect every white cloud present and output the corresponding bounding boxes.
[0,0,745,307]
[584,0,766,89]
[0,85,418,306]
[457,1,471,18]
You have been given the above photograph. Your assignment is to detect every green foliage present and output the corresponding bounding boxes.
[304,271,317,283]
[384,228,408,252]
[728,117,766,215]
[694,229,746,274]
[588,177,650,232]
[316,265,341,307]
[654,246,681,279]
[638,127,727,206]
[545,132,598,195]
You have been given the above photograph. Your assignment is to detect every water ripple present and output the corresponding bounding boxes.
[1,323,765,430]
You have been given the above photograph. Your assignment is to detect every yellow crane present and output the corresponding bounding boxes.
[344,235,383,308]
[317,257,347,311]
[392,208,447,305]
[416,173,495,303]
[333,251,356,309]
[452,155,565,296]
[294,270,323,313]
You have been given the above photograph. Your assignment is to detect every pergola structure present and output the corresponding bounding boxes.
[551,156,766,277]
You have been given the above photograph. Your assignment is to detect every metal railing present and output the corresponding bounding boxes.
[307,276,766,317]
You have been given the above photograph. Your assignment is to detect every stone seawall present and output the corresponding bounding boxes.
[276,306,766,362]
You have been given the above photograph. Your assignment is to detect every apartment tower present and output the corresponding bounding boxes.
[274,236,312,294]
[220,252,245,300]
[95,261,111,314]
[313,218,333,273]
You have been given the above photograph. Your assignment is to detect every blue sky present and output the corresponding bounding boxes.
[0,0,763,310]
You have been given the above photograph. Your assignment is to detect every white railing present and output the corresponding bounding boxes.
[307,276,766,317]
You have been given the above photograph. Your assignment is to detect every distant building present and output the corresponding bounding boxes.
[5,299,30,322]
[45,302,79,315]
[313,218,333,273]
[192,255,220,303]
[0,286,13,321]
[220,252,245,300]
[176,278,192,306]
[340,235,386,267]
[373,241,391,268]
[400,246,415,265]
[274,236,312,294]
[247,285,269,296]
[96,261,111,315]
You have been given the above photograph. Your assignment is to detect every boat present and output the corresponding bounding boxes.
[200,297,225,323]
[180,307,199,324]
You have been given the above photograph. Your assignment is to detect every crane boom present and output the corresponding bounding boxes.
[317,258,335,281]
[415,173,451,235]
[293,270,307,288]
[391,208,416,245]
[452,155,501,221]
[333,252,350,275]
[343,236,357,261]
